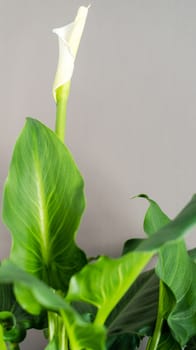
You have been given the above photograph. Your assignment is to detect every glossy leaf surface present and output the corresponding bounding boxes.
[67,251,153,326]
[2,118,87,291]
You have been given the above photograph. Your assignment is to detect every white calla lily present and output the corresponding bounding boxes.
[53,6,89,102]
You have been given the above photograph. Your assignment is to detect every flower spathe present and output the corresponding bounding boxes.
[53,6,89,102]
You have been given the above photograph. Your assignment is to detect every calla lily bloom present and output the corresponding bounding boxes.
[53,6,89,102]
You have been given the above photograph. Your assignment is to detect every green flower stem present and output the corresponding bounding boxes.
[48,311,68,350]
[146,281,164,350]
[146,317,163,350]
[55,82,71,143]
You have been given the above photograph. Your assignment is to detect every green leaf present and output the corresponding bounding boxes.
[106,246,195,342]
[189,248,196,263]
[106,333,140,350]
[187,336,196,349]
[72,301,97,323]
[157,333,181,350]
[0,260,106,350]
[122,238,143,255]
[140,195,196,346]
[138,194,170,235]
[0,283,45,343]
[66,194,196,332]
[106,269,159,336]
[0,325,7,350]
[0,259,76,313]
[156,241,196,345]
[66,251,153,326]
[137,194,196,251]
[45,338,58,350]
[2,118,87,292]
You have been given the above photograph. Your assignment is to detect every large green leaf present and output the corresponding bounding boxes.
[2,118,87,291]
[106,269,159,336]
[156,242,196,345]
[0,260,106,350]
[140,195,196,346]
[66,195,196,332]
[137,194,196,251]
[66,251,153,326]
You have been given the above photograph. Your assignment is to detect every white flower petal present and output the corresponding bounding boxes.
[53,6,89,101]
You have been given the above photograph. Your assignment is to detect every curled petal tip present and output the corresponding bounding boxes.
[53,6,89,101]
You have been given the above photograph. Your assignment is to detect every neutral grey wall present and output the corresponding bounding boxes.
[1,1,196,349]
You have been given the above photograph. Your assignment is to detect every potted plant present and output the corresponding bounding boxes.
[0,5,195,350]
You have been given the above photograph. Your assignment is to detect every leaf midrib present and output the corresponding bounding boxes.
[34,154,49,264]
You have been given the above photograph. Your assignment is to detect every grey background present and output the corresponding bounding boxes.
[0,1,196,349]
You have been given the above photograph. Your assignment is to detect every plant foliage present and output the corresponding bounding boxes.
[0,6,195,350]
